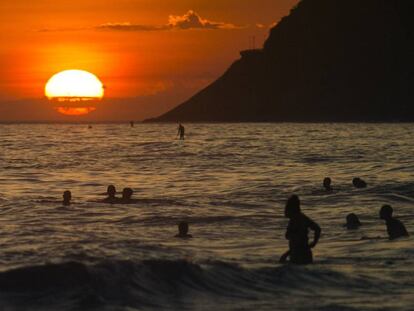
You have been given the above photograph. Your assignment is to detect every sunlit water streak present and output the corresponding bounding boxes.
[0,123,412,310]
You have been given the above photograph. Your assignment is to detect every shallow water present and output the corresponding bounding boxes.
[0,123,413,310]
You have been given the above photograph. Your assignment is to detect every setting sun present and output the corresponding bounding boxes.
[45,70,104,100]
[45,70,104,115]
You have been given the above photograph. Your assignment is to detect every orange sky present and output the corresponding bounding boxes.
[0,0,298,121]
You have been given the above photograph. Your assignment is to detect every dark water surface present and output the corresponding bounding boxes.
[0,123,413,310]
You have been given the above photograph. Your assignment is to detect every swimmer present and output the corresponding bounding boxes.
[120,187,134,204]
[177,123,185,140]
[102,185,117,203]
[175,221,192,238]
[62,190,71,206]
[352,177,367,189]
[379,205,409,240]
[323,177,333,191]
[345,213,361,230]
[280,195,321,264]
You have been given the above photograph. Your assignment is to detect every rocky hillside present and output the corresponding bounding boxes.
[147,0,414,122]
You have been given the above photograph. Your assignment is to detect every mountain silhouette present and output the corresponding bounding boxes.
[147,0,414,122]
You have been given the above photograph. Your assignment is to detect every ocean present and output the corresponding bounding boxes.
[0,123,412,311]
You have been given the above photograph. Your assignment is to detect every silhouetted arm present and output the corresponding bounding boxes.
[307,218,321,248]
[401,223,409,237]
[394,221,409,239]
[388,219,409,240]
[279,250,290,263]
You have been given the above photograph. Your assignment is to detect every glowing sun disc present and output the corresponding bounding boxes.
[45,70,104,100]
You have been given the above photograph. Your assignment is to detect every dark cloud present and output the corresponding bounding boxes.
[36,27,87,32]
[96,23,168,32]
[35,10,242,34]
[39,10,242,33]
[168,10,240,30]
[97,11,241,32]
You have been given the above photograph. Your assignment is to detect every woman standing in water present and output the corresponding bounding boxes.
[177,123,185,140]
[280,195,321,264]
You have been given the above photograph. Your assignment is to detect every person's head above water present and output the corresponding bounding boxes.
[63,190,71,205]
[352,177,367,188]
[176,221,192,238]
[323,177,332,191]
[380,204,393,220]
[285,195,301,219]
[107,185,116,198]
[122,187,133,200]
[179,221,189,234]
[379,204,409,240]
[345,213,361,229]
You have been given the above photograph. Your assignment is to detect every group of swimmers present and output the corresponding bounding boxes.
[323,176,368,191]
[281,177,409,264]
[60,176,409,265]
[280,194,409,265]
[62,185,136,206]
[61,185,193,238]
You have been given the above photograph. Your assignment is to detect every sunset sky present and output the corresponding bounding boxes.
[0,0,298,121]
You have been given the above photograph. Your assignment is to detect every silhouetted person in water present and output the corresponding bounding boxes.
[345,213,361,230]
[63,190,71,206]
[379,205,409,240]
[177,123,185,140]
[323,177,333,191]
[103,185,117,203]
[120,187,134,204]
[130,121,134,127]
[352,177,367,189]
[280,195,321,264]
[175,221,192,238]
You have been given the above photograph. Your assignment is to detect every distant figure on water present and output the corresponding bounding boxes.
[103,185,117,203]
[63,190,71,206]
[175,221,192,238]
[323,177,333,191]
[379,205,409,240]
[280,195,321,264]
[352,177,367,189]
[130,121,134,127]
[345,213,361,230]
[177,123,185,140]
[121,187,134,204]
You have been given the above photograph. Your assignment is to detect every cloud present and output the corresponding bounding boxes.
[168,10,239,30]
[36,27,87,32]
[269,21,278,28]
[95,10,241,32]
[254,21,279,30]
[37,10,242,33]
[96,23,168,32]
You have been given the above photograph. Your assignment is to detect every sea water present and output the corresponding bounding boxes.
[0,123,412,310]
